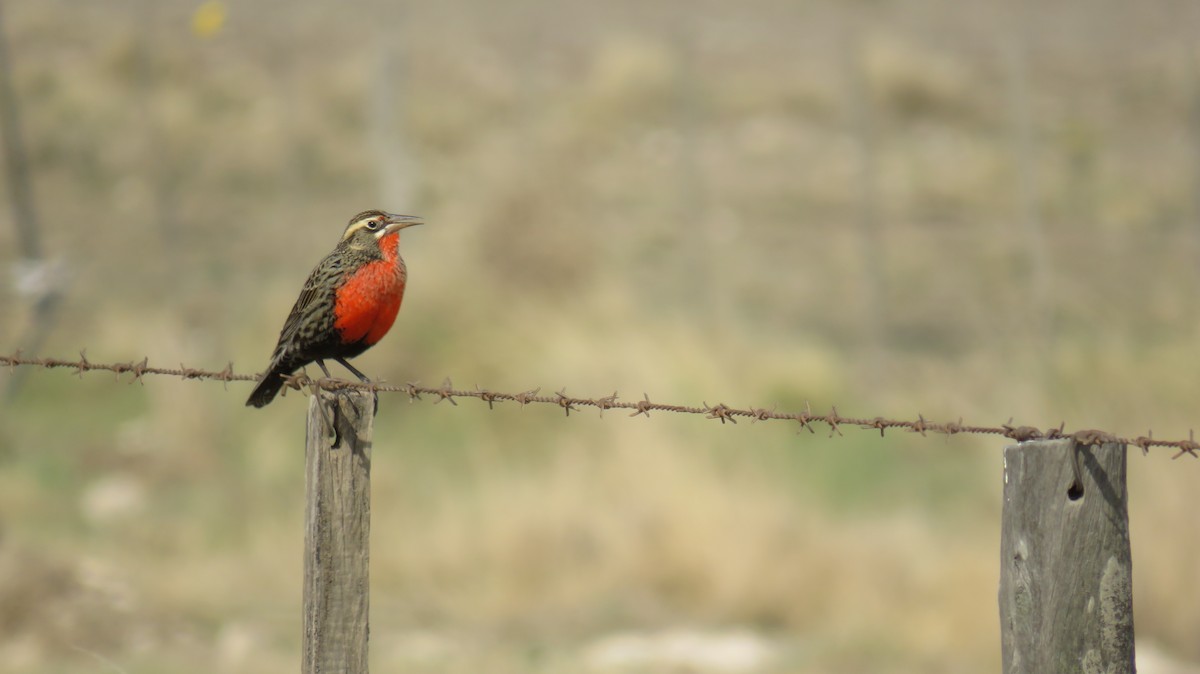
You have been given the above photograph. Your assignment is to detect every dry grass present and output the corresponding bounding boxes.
[2,0,1200,672]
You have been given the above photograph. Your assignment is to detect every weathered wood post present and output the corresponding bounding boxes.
[999,439,1134,673]
[304,389,374,674]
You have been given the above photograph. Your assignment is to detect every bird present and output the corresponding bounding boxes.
[246,210,424,408]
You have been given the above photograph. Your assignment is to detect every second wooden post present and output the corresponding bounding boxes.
[999,439,1134,673]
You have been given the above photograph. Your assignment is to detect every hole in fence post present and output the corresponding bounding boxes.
[1067,441,1085,501]
[1067,480,1084,501]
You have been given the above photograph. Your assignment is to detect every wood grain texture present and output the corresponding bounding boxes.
[303,389,373,674]
[999,440,1134,674]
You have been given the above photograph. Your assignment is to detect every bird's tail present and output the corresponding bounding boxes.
[246,369,287,407]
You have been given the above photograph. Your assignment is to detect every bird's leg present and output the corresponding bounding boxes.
[334,357,370,383]
[335,357,378,415]
[315,359,334,379]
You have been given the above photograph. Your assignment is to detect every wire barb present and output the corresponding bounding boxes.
[475,385,497,409]
[1172,430,1200,460]
[824,406,843,437]
[435,377,458,406]
[554,388,577,417]
[704,402,736,424]
[749,405,776,423]
[513,387,541,408]
[630,393,653,418]
[911,414,929,437]
[594,392,619,418]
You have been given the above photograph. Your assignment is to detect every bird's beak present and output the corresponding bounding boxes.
[381,213,424,235]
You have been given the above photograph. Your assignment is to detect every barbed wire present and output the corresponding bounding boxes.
[2,351,1197,459]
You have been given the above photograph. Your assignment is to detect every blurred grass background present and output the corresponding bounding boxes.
[1,0,1200,672]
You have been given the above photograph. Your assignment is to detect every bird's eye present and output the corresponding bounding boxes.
[365,219,381,231]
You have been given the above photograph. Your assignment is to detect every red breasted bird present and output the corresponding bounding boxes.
[246,210,423,407]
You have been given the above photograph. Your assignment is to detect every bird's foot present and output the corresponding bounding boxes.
[339,386,377,419]
[346,377,382,416]
[323,384,378,429]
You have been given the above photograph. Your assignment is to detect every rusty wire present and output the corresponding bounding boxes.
[2,351,1197,459]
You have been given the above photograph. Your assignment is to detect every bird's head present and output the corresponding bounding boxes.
[341,210,423,250]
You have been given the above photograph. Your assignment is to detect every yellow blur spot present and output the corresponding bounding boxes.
[191,1,227,39]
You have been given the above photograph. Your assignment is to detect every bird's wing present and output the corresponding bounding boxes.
[270,255,347,362]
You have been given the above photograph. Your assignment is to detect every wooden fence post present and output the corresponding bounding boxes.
[999,439,1134,673]
[303,389,374,674]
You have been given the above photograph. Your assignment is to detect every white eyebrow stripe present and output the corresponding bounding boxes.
[341,217,380,240]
